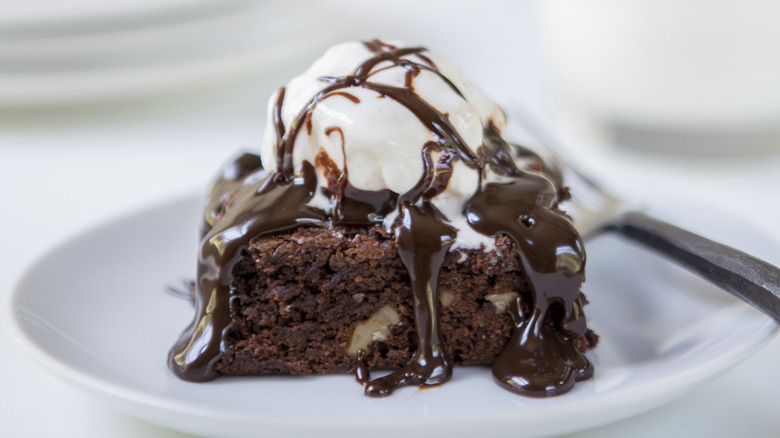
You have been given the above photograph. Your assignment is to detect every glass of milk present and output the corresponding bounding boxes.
[536,0,780,154]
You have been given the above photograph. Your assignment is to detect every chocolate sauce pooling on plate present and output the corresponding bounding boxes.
[169,39,592,397]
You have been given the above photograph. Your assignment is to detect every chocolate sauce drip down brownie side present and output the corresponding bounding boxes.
[169,39,597,398]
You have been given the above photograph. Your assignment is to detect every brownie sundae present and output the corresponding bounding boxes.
[169,39,597,397]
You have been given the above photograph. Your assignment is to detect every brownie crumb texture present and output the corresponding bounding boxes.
[214,226,596,376]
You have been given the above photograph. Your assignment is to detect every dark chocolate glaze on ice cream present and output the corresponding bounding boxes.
[169,40,591,397]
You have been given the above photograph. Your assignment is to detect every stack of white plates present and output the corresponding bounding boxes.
[0,0,347,106]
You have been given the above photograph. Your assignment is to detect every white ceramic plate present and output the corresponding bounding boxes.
[0,1,347,107]
[1,0,233,29]
[6,194,778,438]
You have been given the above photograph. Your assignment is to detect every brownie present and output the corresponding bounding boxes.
[213,225,596,376]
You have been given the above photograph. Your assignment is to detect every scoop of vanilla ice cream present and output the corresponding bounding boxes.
[260,41,506,206]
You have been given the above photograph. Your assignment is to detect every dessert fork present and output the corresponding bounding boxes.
[514,114,780,323]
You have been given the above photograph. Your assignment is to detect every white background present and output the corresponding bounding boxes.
[2,1,780,436]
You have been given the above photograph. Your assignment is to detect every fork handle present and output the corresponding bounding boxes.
[608,211,780,323]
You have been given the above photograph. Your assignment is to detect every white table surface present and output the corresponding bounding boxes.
[2,1,780,436]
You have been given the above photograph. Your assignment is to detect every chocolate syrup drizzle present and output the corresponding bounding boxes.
[169,40,591,397]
